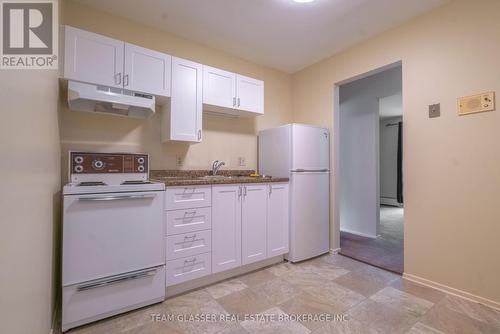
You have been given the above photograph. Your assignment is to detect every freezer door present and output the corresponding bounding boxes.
[288,171,330,262]
[291,124,330,171]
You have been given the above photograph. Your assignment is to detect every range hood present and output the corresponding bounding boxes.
[67,81,156,119]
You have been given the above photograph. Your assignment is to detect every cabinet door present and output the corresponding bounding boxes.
[241,184,268,265]
[203,65,236,109]
[64,26,124,88]
[267,183,289,257]
[169,57,203,142]
[124,43,171,96]
[236,74,264,114]
[212,185,242,273]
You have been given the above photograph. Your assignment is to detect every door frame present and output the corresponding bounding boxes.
[332,60,403,249]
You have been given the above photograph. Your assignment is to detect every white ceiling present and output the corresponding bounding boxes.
[379,93,402,119]
[73,0,449,73]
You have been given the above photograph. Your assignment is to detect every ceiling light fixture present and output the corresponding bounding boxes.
[293,0,315,3]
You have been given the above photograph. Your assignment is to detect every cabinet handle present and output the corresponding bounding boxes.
[237,97,241,107]
[238,186,242,198]
[269,184,272,196]
[124,74,129,87]
[233,97,236,107]
[197,129,201,141]
[114,72,122,85]
[243,185,247,197]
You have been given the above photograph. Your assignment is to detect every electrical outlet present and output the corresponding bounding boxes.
[429,103,440,118]
[176,156,183,167]
[238,157,246,167]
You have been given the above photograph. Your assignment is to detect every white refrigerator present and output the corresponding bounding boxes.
[259,123,330,262]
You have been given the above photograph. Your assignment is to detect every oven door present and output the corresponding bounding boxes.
[63,191,165,286]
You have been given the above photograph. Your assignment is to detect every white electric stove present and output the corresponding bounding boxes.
[62,152,165,332]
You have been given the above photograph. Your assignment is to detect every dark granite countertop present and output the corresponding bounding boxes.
[150,170,289,187]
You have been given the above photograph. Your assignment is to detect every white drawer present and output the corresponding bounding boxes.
[166,207,212,235]
[166,252,211,286]
[166,230,211,261]
[62,265,165,332]
[165,186,212,210]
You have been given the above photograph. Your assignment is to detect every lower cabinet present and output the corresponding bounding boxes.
[267,183,289,257]
[241,184,268,265]
[166,182,289,285]
[212,182,289,272]
[211,185,242,273]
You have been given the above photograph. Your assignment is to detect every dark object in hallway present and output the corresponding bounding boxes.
[340,206,404,274]
[397,121,403,204]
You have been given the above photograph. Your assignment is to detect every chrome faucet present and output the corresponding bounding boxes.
[212,160,225,175]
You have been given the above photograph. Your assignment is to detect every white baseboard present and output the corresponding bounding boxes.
[340,228,377,239]
[329,248,341,254]
[403,273,500,311]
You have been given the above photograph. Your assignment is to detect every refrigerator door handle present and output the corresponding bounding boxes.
[291,169,329,173]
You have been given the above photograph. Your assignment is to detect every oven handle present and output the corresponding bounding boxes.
[78,194,157,201]
[76,267,159,291]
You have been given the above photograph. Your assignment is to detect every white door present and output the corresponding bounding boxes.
[124,43,171,96]
[170,57,203,142]
[241,184,268,265]
[288,172,330,262]
[291,124,330,171]
[267,183,289,257]
[212,185,242,273]
[62,191,164,286]
[236,74,264,114]
[64,26,124,88]
[203,65,236,109]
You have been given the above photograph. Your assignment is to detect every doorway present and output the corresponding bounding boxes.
[334,63,404,274]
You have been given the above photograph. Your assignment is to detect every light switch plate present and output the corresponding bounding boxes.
[429,103,440,118]
[458,91,495,115]
[238,157,246,167]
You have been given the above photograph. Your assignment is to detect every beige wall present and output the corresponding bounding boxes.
[292,0,500,304]
[61,1,293,179]
[0,65,61,333]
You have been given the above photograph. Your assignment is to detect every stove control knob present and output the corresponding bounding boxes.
[137,157,145,164]
[137,165,145,172]
[74,165,84,173]
[74,156,84,164]
[92,160,104,170]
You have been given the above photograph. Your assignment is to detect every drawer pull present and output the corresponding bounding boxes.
[184,234,197,241]
[76,267,158,291]
[184,258,197,265]
[184,211,196,215]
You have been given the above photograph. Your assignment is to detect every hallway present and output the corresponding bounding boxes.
[340,206,404,273]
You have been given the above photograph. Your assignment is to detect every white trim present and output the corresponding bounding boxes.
[340,228,377,239]
[403,273,500,311]
[329,248,341,254]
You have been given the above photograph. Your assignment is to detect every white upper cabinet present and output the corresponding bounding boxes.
[236,74,264,115]
[202,65,264,116]
[241,184,268,265]
[267,183,289,257]
[63,26,171,97]
[124,43,171,96]
[64,26,124,89]
[203,66,236,109]
[212,185,242,273]
[162,57,203,143]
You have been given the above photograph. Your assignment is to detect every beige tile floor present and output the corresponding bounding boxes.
[66,254,500,334]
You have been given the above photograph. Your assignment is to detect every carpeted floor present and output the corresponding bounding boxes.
[340,206,404,274]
